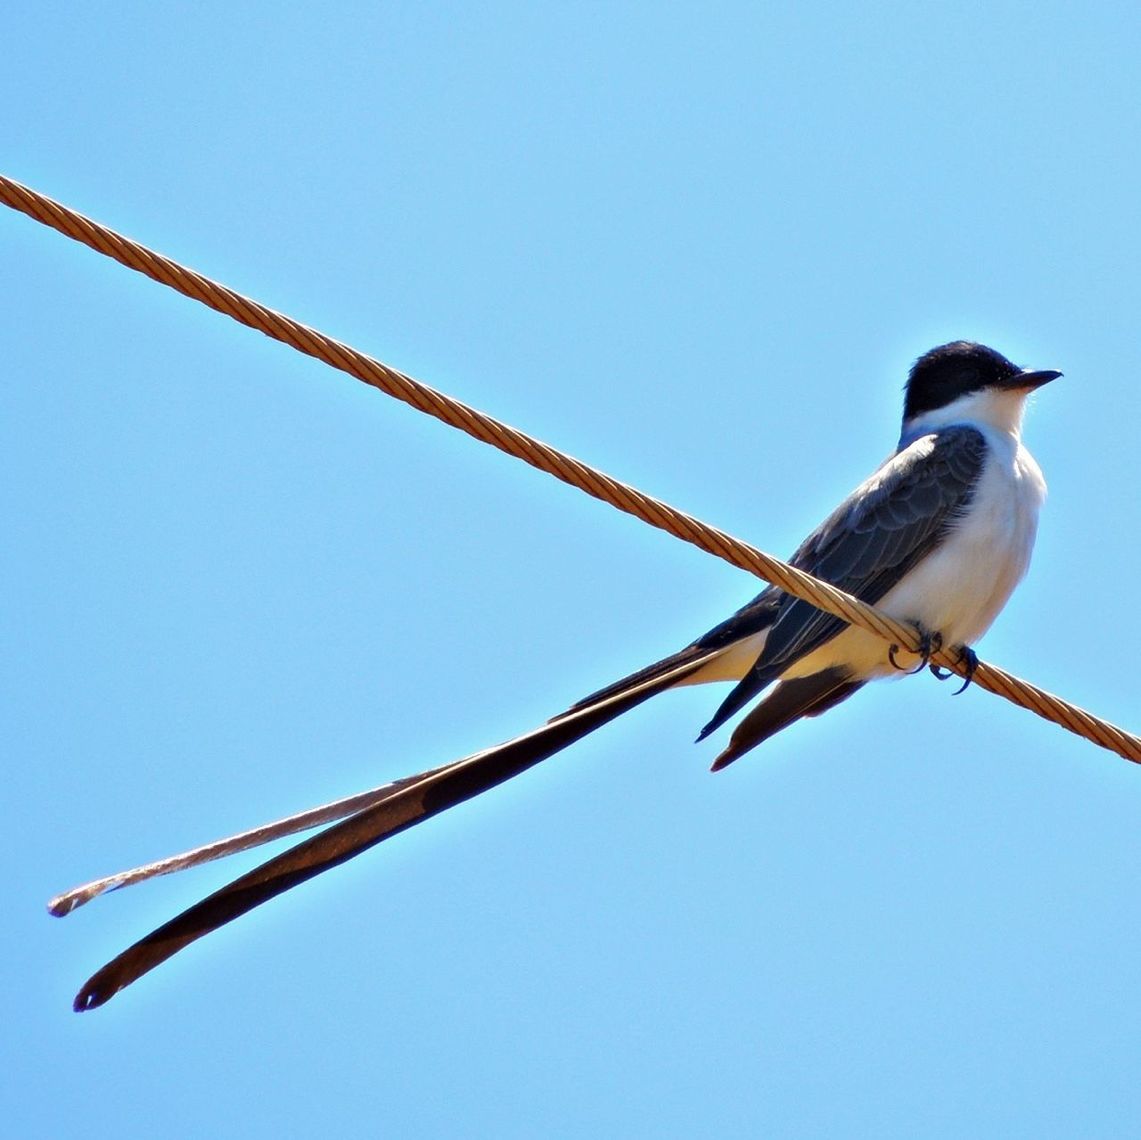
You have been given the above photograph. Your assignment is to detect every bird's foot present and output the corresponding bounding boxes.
[953,646,978,694]
[888,626,943,675]
[928,643,978,694]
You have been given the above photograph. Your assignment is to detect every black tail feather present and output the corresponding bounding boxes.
[710,669,863,771]
[73,652,718,1011]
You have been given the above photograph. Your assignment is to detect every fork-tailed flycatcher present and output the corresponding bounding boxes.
[71,340,1060,1009]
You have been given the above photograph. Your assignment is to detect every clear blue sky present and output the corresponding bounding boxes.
[6,4,1141,1136]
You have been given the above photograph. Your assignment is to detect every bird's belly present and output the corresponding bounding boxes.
[789,447,1044,679]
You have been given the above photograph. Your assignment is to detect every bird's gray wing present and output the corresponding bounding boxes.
[698,425,988,738]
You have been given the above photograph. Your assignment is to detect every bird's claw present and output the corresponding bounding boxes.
[952,646,978,694]
[928,643,978,693]
[888,627,943,675]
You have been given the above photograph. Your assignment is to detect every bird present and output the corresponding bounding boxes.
[72,340,1059,1009]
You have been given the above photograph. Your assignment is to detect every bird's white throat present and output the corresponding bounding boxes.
[903,385,1034,443]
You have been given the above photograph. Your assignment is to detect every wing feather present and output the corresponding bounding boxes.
[699,426,988,737]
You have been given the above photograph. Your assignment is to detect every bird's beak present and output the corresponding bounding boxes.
[1004,367,1063,391]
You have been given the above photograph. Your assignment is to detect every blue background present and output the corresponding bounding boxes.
[6,4,1141,1136]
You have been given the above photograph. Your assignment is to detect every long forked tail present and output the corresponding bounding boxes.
[73,650,718,1011]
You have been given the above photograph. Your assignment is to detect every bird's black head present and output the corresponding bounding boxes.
[903,341,1061,423]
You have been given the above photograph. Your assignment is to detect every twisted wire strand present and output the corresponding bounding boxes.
[4,172,1138,764]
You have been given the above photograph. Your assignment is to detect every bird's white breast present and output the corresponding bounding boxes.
[880,427,1045,646]
[788,422,1046,682]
